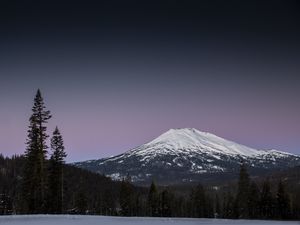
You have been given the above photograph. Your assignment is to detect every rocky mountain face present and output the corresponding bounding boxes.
[74,128,300,185]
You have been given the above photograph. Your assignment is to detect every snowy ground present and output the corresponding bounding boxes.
[0,215,299,225]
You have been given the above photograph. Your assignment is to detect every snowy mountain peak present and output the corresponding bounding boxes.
[74,128,300,184]
[144,128,263,157]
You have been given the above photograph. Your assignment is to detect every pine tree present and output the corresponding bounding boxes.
[214,194,221,218]
[291,190,300,219]
[159,189,172,217]
[235,162,250,218]
[75,191,87,214]
[119,178,134,216]
[47,127,67,214]
[248,182,260,219]
[260,179,275,219]
[147,181,159,216]
[191,184,207,218]
[22,89,51,213]
[0,194,13,215]
[276,180,291,220]
[222,192,235,219]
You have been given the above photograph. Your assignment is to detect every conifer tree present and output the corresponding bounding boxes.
[260,179,275,219]
[47,127,67,214]
[159,189,172,217]
[248,182,260,219]
[235,162,251,218]
[119,178,134,216]
[214,194,221,218]
[276,180,291,220]
[191,184,207,218]
[291,190,300,219]
[222,192,235,219]
[75,191,87,214]
[22,89,51,213]
[148,181,159,216]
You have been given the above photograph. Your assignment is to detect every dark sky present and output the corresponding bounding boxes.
[0,0,300,162]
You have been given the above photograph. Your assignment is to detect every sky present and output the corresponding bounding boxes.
[0,0,300,162]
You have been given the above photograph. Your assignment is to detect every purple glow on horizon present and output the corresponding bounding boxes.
[0,76,299,162]
[0,27,299,162]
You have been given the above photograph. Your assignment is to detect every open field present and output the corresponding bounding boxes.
[0,215,299,225]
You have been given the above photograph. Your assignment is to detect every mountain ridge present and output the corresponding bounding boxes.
[74,128,300,185]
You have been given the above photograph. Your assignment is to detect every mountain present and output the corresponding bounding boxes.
[74,128,300,185]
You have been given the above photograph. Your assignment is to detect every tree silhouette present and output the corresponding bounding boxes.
[235,162,250,218]
[148,181,159,216]
[47,127,67,213]
[22,89,51,213]
[276,180,291,219]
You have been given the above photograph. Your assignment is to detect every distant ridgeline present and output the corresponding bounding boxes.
[0,90,300,220]
[75,128,300,185]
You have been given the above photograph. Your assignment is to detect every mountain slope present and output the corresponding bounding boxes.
[74,128,300,185]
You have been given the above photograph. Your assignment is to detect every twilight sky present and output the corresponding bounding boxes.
[0,0,300,162]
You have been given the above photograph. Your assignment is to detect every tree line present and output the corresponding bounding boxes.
[117,164,300,220]
[222,163,295,220]
[0,90,300,220]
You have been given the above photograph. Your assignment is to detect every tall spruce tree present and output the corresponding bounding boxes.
[47,127,67,214]
[260,179,275,219]
[248,182,260,219]
[276,180,291,220]
[22,89,51,213]
[75,191,87,214]
[291,190,300,219]
[222,192,235,219]
[214,194,221,218]
[191,184,209,218]
[159,189,172,217]
[147,181,159,216]
[235,162,250,218]
[119,178,134,216]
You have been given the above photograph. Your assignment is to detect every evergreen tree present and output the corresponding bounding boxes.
[191,184,208,218]
[47,127,67,213]
[222,192,235,219]
[276,180,291,220]
[260,179,275,219]
[214,194,221,218]
[235,162,250,218]
[75,191,87,214]
[22,89,51,213]
[132,193,142,217]
[159,189,172,217]
[102,188,117,216]
[119,178,134,216]
[248,182,260,219]
[291,190,300,219]
[0,193,13,215]
[147,181,159,216]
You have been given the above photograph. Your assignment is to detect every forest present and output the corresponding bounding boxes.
[0,90,300,220]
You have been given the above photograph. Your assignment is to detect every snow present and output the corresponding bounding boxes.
[108,173,122,181]
[75,129,299,170]
[211,165,225,171]
[123,128,296,162]
[0,215,298,225]
[194,169,207,174]
[89,129,298,170]
[74,128,300,179]
[144,128,262,157]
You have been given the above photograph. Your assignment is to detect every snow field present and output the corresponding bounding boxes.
[0,215,299,225]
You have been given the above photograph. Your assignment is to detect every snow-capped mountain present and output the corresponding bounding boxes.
[74,128,300,185]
